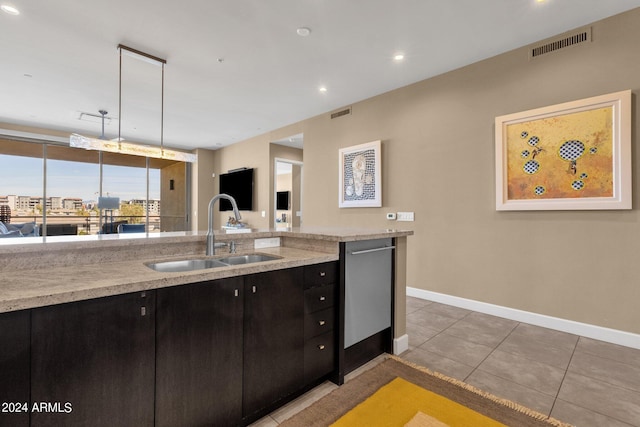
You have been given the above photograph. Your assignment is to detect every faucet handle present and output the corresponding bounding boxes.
[229,241,237,253]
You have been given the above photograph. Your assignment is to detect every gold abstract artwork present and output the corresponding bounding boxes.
[506,106,613,200]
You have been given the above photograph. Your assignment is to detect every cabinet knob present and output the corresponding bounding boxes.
[140,306,146,317]
[252,286,257,294]
[318,344,325,350]
[319,296,326,301]
[234,289,239,297]
[318,320,326,326]
[319,272,326,277]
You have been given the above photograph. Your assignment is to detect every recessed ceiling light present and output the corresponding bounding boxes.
[319,86,327,93]
[393,53,405,61]
[296,27,311,37]
[1,4,20,15]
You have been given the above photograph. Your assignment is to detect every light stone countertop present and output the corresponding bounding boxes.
[0,246,338,313]
[0,227,413,314]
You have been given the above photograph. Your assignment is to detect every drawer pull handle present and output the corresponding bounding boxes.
[141,306,146,317]
[320,272,326,277]
[234,289,239,297]
[318,320,326,326]
[252,286,257,294]
[318,344,325,350]
[319,296,326,301]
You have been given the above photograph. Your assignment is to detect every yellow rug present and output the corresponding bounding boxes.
[280,357,572,427]
[331,377,506,427]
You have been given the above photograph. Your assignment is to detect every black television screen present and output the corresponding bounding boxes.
[276,191,290,210]
[219,168,254,211]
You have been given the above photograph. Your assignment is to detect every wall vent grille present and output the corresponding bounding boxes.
[331,107,351,119]
[530,27,591,59]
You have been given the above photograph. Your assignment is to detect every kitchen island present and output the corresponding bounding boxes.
[0,227,412,427]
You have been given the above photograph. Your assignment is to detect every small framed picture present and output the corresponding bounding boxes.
[339,140,382,208]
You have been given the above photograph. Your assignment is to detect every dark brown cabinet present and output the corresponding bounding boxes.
[303,262,338,383]
[30,291,155,427]
[0,310,30,427]
[0,261,341,427]
[155,277,244,427]
[242,268,305,419]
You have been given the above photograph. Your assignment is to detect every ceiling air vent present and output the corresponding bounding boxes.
[530,27,591,59]
[330,107,351,120]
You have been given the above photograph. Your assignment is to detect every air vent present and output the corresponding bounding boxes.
[530,27,591,59]
[330,107,351,119]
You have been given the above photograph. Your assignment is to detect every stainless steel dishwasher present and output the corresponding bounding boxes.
[344,238,394,349]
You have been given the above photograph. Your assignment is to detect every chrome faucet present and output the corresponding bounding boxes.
[206,194,242,256]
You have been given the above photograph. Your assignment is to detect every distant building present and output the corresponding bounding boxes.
[62,198,83,210]
[128,199,160,215]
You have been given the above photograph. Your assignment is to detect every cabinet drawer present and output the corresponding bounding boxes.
[304,308,334,340]
[304,284,335,314]
[304,262,338,288]
[304,332,335,382]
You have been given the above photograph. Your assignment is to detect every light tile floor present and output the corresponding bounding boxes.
[253,296,640,427]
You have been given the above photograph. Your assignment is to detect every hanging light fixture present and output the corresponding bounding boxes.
[70,44,197,163]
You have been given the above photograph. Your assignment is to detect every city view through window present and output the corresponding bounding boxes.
[0,140,181,237]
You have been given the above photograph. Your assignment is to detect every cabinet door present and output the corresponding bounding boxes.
[156,277,244,427]
[243,268,304,418]
[0,310,30,427]
[31,291,155,427]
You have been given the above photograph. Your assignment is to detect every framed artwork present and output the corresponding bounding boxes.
[495,90,631,211]
[339,140,382,208]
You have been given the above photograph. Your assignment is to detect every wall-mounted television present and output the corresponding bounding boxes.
[276,191,290,210]
[219,168,254,211]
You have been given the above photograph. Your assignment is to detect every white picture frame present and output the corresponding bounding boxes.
[495,90,632,211]
[339,140,382,208]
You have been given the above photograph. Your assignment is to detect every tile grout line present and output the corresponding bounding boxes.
[462,317,521,383]
[418,308,476,350]
[547,332,580,419]
[548,336,640,427]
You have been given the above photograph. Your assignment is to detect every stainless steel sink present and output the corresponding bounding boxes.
[216,254,281,265]
[146,253,282,272]
[146,258,230,273]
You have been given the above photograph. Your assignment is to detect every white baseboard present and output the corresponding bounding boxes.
[393,334,409,355]
[407,287,640,350]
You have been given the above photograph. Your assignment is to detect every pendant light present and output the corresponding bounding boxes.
[70,45,197,163]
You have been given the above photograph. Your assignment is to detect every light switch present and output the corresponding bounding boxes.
[397,212,415,221]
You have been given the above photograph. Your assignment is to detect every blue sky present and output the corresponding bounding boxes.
[1,155,160,201]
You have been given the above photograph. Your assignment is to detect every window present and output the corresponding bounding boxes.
[0,138,188,236]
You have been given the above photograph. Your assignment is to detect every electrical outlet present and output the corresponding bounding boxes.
[386,212,396,220]
[397,212,415,221]
[255,237,280,249]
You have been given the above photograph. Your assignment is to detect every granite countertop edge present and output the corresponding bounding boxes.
[0,246,339,314]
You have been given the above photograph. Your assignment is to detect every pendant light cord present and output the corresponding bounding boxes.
[161,62,164,156]
[118,47,123,149]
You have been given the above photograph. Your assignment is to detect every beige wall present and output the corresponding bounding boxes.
[160,161,186,231]
[191,148,216,231]
[226,9,640,335]
[199,131,304,230]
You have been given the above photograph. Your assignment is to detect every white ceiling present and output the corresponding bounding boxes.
[1,1,639,151]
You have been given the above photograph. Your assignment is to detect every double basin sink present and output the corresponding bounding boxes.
[146,253,282,273]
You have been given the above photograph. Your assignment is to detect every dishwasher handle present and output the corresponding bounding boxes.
[349,245,395,256]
